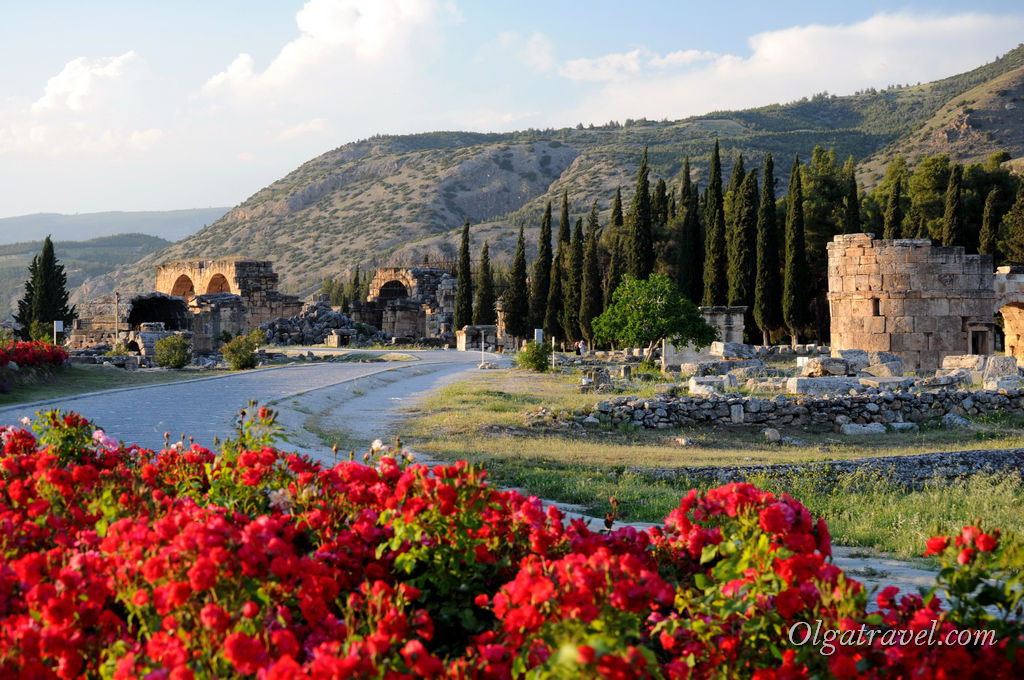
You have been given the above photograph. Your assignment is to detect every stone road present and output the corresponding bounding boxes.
[0,350,496,451]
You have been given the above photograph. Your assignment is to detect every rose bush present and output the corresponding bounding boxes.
[0,405,1019,679]
[0,339,68,369]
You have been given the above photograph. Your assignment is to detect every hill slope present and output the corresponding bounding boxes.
[0,208,229,245]
[1,234,172,317]
[85,45,1024,299]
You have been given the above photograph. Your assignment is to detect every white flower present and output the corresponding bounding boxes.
[371,438,384,451]
[268,488,293,512]
[19,416,30,427]
[92,429,119,452]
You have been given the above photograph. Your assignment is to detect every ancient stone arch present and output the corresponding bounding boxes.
[368,268,420,301]
[170,274,195,299]
[993,266,1024,363]
[206,273,232,294]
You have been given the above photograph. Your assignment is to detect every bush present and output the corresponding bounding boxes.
[105,341,130,356]
[221,329,265,370]
[153,334,192,369]
[516,340,551,372]
[0,409,1020,678]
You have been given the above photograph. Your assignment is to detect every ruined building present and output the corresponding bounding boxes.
[351,267,456,339]
[70,259,302,353]
[827,233,1024,371]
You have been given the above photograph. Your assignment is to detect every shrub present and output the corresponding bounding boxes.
[105,341,130,356]
[221,329,265,370]
[153,334,192,369]
[516,340,551,372]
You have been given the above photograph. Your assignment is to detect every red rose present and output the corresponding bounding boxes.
[924,535,949,556]
[775,588,805,619]
[976,533,997,552]
[957,547,975,565]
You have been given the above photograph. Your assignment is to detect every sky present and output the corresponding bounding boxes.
[0,1,1022,218]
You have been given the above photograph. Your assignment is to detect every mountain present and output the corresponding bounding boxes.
[82,45,1024,300]
[1,234,172,317]
[0,208,229,245]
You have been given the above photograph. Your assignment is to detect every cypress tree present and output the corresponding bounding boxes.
[473,241,496,325]
[611,187,624,232]
[723,153,745,237]
[626,146,654,279]
[529,201,553,330]
[728,170,759,312]
[782,155,809,346]
[544,243,564,342]
[580,201,603,343]
[1001,184,1024,265]
[979,188,999,258]
[562,217,583,342]
[882,176,904,239]
[16,235,76,341]
[702,140,727,305]
[907,205,927,240]
[754,154,782,345]
[652,178,669,236]
[558,189,571,245]
[504,226,531,342]
[842,158,861,234]
[605,246,623,310]
[604,189,626,309]
[454,220,473,328]
[675,158,701,301]
[942,164,966,247]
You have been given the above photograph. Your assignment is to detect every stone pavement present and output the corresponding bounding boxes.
[0,350,496,451]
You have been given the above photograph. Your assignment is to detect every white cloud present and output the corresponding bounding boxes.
[277,117,328,141]
[498,31,555,73]
[203,0,457,97]
[562,12,1024,124]
[32,51,137,112]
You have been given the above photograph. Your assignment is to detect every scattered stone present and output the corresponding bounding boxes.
[763,428,782,443]
[709,341,756,359]
[940,413,974,429]
[889,422,920,433]
[984,376,1024,391]
[862,361,903,377]
[801,357,852,377]
[582,415,601,427]
[840,422,887,435]
[982,355,1019,381]
[674,437,697,446]
[730,404,744,424]
[786,377,863,396]
[859,376,916,390]
[940,355,988,372]
[478,361,498,370]
[833,349,870,372]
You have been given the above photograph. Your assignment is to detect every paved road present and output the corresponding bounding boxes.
[0,350,503,451]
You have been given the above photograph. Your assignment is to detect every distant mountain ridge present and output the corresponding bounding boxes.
[81,44,1024,300]
[0,208,230,245]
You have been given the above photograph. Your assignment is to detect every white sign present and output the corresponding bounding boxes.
[534,329,543,344]
[53,320,63,332]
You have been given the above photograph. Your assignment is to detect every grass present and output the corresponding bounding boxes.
[401,368,1024,559]
[0,364,234,407]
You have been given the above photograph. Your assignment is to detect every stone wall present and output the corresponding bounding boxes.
[827,234,995,372]
[662,305,747,369]
[548,387,1023,432]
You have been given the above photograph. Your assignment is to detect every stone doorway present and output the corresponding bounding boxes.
[999,303,1024,363]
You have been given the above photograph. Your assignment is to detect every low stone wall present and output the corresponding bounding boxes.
[559,388,1024,431]
[634,448,1024,489]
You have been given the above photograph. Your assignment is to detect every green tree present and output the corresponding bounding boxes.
[942,164,966,247]
[723,153,745,241]
[801,146,844,265]
[544,245,564,341]
[841,156,861,235]
[782,155,809,346]
[153,335,192,369]
[562,217,583,342]
[529,201,553,330]
[626,146,654,279]
[473,241,496,325]
[344,265,363,309]
[675,158,702,302]
[979,188,999,258]
[652,177,669,238]
[702,140,727,305]
[454,219,473,328]
[1000,185,1024,265]
[727,170,759,312]
[754,154,782,345]
[882,175,904,239]
[14,235,76,341]
[592,274,717,364]
[504,226,531,342]
[604,188,625,310]
[865,155,908,233]
[908,154,951,239]
[579,201,603,344]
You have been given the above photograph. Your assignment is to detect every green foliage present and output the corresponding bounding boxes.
[942,163,966,247]
[908,154,951,239]
[702,140,727,306]
[727,170,759,311]
[754,155,782,344]
[1000,184,1024,265]
[503,226,531,341]
[561,217,583,343]
[529,202,553,329]
[882,175,904,239]
[473,241,497,326]
[675,157,703,303]
[579,203,603,343]
[783,155,809,343]
[593,274,717,362]
[221,329,266,370]
[543,252,564,341]
[516,340,551,372]
[455,219,473,329]
[153,334,192,369]
[14,236,76,341]
[841,156,861,234]
[104,341,131,357]
[625,146,654,279]
[979,187,999,257]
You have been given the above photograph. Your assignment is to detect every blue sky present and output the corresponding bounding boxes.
[0,1,1021,218]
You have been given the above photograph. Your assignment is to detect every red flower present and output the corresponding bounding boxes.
[775,588,805,619]
[957,547,975,565]
[223,632,268,675]
[976,533,997,552]
[924,535,949,556]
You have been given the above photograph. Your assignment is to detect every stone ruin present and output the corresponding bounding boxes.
[661,306,748,370]
[70,259,302,354]
[827,233,1024,371]
[351,267,456,341]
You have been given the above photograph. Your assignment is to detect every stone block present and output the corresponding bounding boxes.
[801,357,852,377]
[862,361,903,377]
[984,376,1024,391]
[840,422,887,435]
[832,349,869,371]
[858,376,916,390]
[688,376,729,395]
[786,377,863,396]
[709,341,756,359]
[982,355,1018,380]
[940,355,987,371]
[889,422,919,433]
[729,404,744,424]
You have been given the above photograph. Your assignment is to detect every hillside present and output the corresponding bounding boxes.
[84,45,1024,300]
[0,234,171,317]
[0,207,229,245]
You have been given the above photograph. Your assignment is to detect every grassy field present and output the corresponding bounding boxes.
[0,364,234,407]
[401,368,1024,559]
